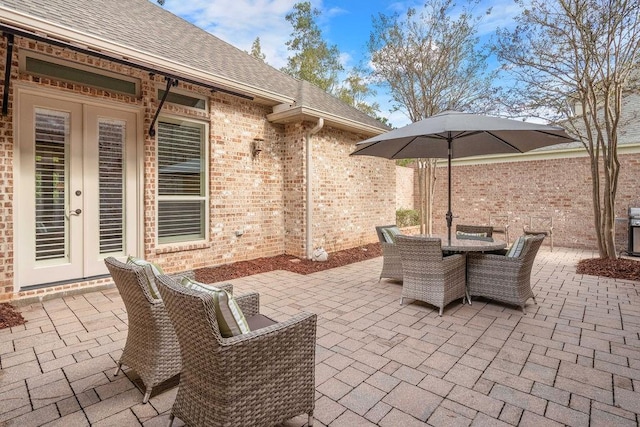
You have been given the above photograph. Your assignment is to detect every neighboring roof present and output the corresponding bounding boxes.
[0,0,387,135]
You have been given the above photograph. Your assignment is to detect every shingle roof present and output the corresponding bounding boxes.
[0,0,387,133]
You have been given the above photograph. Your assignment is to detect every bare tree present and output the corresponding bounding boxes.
[367,0,496,233]
[494,0,640,258]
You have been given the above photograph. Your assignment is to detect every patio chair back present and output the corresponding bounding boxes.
[456,224,494,237]
[375,225,403,281]
[396,235,467,316]
[375,224,397,243]
[104,257,181,403]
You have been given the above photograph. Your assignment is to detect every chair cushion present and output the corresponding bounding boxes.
[456,231,493,241]
[505,236,527,258]
[382,226,401,243]
[246,313,278,331]
[126,256,164,299]
[181,277,250,337]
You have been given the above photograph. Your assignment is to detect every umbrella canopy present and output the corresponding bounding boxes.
[350,111,575,242]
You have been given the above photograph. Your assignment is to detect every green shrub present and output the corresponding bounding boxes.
[396,209,420,227]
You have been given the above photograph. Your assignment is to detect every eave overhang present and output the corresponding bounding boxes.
[267,104,387,137]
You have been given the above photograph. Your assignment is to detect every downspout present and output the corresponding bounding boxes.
[305,118,324,259]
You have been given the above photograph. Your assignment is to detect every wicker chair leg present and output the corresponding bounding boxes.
[167,414,175,427]
[532,296,537,304]
[308,412,314,426]
[521,305,527,315]
[113,363,122,377]
[439,307,443,316]
[400,297,404,305]
[142,388,152,404]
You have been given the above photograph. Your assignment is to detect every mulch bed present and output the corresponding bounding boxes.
[577,257,640,281]
[0,303,27,329]
[195,243,382,283]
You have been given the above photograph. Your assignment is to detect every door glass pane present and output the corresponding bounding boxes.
[35,110,68,261]
[99,120,125,254]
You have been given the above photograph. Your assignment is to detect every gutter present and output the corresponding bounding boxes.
[306,118,324,259]
[267,105,387,137]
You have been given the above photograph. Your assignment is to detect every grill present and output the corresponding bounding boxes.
[629,207,640,256]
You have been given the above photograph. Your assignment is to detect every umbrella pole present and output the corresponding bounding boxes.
[446,134,453,245]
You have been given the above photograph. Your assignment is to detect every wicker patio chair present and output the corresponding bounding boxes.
[489,214,510,244]
[456,224,494,237]
[396,235,467,316]
[104,257,231,403]
[523,215,553,251]
[375,225,403,281]
[156,274,317,427]
[466,234,545,314]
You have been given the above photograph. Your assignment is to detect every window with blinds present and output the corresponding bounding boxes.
[157,119,206,243]
[99,120,125,254]
[34,110,68,261]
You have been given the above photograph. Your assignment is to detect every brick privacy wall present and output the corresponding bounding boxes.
[396,166,414,209]
[0,38,398,300]
[418,153,640,251]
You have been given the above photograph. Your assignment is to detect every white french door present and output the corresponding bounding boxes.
[17,93,139,288]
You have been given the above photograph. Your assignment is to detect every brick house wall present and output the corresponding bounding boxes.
[0,36,15,301]
[401,151,640,251]
[0,38,397,301]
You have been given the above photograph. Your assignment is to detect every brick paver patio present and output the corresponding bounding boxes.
[1,247,639,426]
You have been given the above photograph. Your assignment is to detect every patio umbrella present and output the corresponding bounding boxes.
[350,110,575,243]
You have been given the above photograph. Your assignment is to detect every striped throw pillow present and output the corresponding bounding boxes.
[382,226,401,243]
[127,256,164,299]
[505,236,527,258]
[456,231,487,238]
[181,277,250,337]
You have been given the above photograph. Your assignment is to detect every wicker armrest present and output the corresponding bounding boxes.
[442,253,466,271]
[382,241,398,254]
[468,253,523,275]
[223,312,317,347]
[234,291,260,317]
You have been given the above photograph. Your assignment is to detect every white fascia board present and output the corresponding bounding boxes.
[0,7,294,105]
[446,143,640,166]
[267,105,386,137]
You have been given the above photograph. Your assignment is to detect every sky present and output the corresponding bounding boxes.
[155,0,524,127]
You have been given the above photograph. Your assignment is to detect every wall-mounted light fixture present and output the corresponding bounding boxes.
[252,138,264,158]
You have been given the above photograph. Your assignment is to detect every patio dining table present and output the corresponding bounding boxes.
[418,235,507,253]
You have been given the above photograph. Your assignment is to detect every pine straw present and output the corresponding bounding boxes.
[0,303,27,329]
[576,258,640,281]
[195,243,382,283]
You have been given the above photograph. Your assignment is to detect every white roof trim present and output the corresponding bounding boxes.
[267,105,386,136]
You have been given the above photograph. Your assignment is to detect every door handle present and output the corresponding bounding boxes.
[65,208,82,219]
